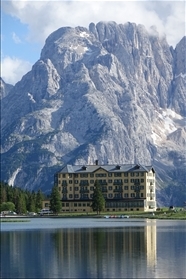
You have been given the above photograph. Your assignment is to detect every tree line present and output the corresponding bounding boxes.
[0,181,45,214]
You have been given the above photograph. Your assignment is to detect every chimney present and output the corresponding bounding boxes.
[95,160,98,165]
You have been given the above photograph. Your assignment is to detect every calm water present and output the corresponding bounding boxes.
[1,218,186,278]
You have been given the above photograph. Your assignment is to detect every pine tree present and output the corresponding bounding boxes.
[36,189,43,212]
[50,185,62,214]
[16,193,27,214]
[0,183,7,203]
[27,192,36,212]
[91,180,105,214]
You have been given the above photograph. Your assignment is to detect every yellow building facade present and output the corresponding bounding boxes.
[54,162,156,212]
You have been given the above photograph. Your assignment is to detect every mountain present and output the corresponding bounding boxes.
[0,78,14,99]
[1,22,186,206]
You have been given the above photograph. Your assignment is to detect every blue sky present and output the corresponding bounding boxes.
[2,12,41,63]
[1,0,185,85]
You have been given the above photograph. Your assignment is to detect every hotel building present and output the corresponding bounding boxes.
[54,161,156,212]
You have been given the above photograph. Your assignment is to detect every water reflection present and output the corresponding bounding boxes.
[1,220,186,278]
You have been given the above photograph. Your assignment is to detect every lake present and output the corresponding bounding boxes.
[1,218,186,278]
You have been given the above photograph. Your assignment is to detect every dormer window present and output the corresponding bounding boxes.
[116,165,121,170]
[82,166,87,170]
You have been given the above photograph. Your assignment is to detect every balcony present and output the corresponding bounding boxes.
[113,195,123,199]
[113,182,123,186]
[79,182,89,186]
[62,189,68,193]
[80,189,89,193]
[113,189,123,192]
[101,189,108,192]
[147,193,155,198]
[99,181,108,185]
[80,197,90,200]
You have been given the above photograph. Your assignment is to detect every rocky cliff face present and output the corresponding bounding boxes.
[0,77,13,99]
[1,22,186,205]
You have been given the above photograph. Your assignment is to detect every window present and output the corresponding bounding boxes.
[124,193,128,198]
[131,193,135,197]
[95,173,106,177]
[74,203,77,207]
[108,179,112,183]
[124,179,128,183]
[131,186,134,190]
[141,193,143,197]
[66,203,69,207]
[124,173,128,177]
[141,173,144,176]
[75,187,79,191]
[69,194,73,198]
[80,180,89,186]
[80,173,88,177]
[75,180,78,184]
[74,174,78,178]
[90,194,93,198]
[136,172,139,176]
[90,173,94,177]
[114,173,121,177]
[134,179,140,183]
[63,174,66,178]
[114,179,122,183]
[141,179,144,183]
[130,173,135,177]
[108,186,112,190]
[140,185,144,190]
[90,180,94,184]
[108,194,113,198]
[69,180,72,184]
[81,194,88,198]
[90,186,94,191]
[75,194,79,198]
[69,174,72,178]
[131,179,135,183]
[69,187,72,191]
[83,203,86,207]
[124,186,128,190]
[108,173,112,177]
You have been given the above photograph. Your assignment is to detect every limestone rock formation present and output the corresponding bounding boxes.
[1,22,186,205]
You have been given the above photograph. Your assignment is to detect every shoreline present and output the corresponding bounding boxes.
[1,213,186,221]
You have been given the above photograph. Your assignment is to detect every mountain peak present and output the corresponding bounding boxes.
[1,21,186,206]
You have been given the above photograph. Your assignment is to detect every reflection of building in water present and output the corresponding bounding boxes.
[145,220,157,269]
[51,223,157,277]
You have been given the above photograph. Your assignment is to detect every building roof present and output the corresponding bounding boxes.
[56,164,155,174]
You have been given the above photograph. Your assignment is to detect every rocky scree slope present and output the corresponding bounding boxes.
[1,22,186,206]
